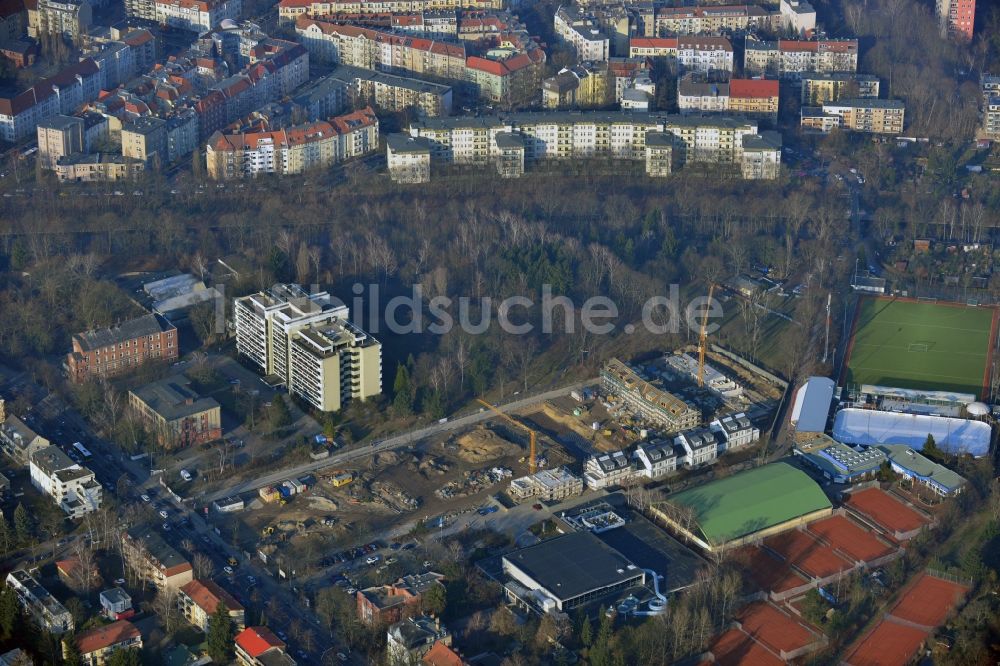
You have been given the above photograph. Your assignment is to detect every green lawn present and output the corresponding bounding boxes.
[845,297,996,397]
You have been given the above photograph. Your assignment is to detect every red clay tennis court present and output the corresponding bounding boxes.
[844,488,929,535]
[737,546,809,594]
[736,602,818,655]
[765,530,853,578]
[844,618,929,666]
[704,628,784,666]
[891,573,969,628]
[806,515,896,563]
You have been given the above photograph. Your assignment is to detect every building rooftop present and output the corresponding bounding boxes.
[879,444,966,491]
[743,130,782,150]
[73,313,174,352]
[125,526,191,574]
[180,578,243,614]
[411,111,756,132]
[236,627,285,659]
[100,587,132,607]
[790,376,835,432]
[503,531,639,602]
[130,377,220,422]
[30,445,78,476]
[386,133,432,154]
[796,435,886,478]
[825,98,904,110]
[38,114,83,130]
[75,620,140,655]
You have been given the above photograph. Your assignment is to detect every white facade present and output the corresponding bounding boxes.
[554,6,609,61]
[583,450,636,489]
[6,570,74,634]
[675,428,719,467]
[779,0,816,37]
[710,412,760,451]
[154,0,242,32]
[632,439,680,479]
[29,446,102,518]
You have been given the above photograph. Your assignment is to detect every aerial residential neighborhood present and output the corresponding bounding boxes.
[0,0,998,662]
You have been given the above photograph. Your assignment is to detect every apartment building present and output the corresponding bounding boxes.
[235,627,294,666]
[937,0,975,41]
[6,570,73,634]
[233,284,382,412]
[67,314,178,383]
[206,107,378,179]
[803,98,905,134]
[779,0,815,36]
[153,0,242,32]
[69,621,142,666]
[128,377,222,449]
[0,413,49,465]
[628,36,733,74]
[800,72,880,105]
[710,412,760,451]
[984,96,1000,140]
[344,67,453,116]
[277,0,503,23]
[744,37,858,79]
[675,428,719,467]
[677,75,728,114]
[121,527,194,590]
[509,467,583,502]
[357,572,445,626]
[30,445,102,518]
[741,130,782,179]
[0,0,26,46]
[602,358,700,431]
[386,133,433,183]
[554,5,609,61]
[29,0,91,40]
[178,579,245,632]
[583,450,635,489]
[0,58,103,142]
[633,439,681,479]
[542,62,611,109]
[387,616,452,665]
[55,153,146,182]
[677,75,778,121]
[122,116,167,167]
[654,4,780,36]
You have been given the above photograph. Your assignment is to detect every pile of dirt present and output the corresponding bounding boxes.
[307,496,338,512]
[374,450,402,466]
[455,427,521,463]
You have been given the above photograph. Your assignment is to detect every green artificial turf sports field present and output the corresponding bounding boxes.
[844,297,997,398]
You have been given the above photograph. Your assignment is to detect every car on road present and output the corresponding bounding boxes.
[180,469,192,482]
[276,631,288,642]
[162,522,171,532]
[158,509,169,519]
[224,566,234,575]
[532,503,543,510]
[477,506,498,515]
[422,561,432,569]
[365,555,381,565]
[201,535,211,544]
[336,653,348,662]
[246,575,256,586]
[296,650,308,661]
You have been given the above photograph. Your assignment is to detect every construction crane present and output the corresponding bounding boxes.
[697,283,716,388]
[477,399,539,474]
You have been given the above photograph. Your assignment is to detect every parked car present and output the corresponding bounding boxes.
[158,509,169,519]
[223,566,234,575]
[365,555,381,565]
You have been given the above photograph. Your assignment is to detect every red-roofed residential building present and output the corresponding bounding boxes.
[235,626,293,666]
[205,106,378,179]
[729,78,779,120]
[0,57,103,142]
[277,0,502,24]
[744,37,858,79]
[178,579,245,632]
[422,641,465,666]
[66,620,142,665]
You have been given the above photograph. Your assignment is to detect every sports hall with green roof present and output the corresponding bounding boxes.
[651,463,833,552]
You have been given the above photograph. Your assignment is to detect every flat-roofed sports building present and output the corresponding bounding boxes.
[879,444,966,496]
[794,433,886,484]
[502,531,645,613]
[651,462,833,552]
[789,376,835,434]
[832,408,990,457]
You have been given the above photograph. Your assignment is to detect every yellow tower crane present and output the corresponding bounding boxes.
[697,283,716,388]
[477,399,539,475]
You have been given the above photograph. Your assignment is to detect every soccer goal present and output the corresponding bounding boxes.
[907,342,930,352]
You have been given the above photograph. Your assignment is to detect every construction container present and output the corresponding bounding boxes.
[259,486,280,503]
[277,485,292,499]
[330,471,354,487]
[571,390,583,402]
[288,479,305,494]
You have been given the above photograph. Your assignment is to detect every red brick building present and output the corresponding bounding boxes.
[356,572,444,627]
[67,314,178,383]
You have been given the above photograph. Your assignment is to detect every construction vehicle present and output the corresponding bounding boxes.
[477,399,539,474]
[697,283,716,388]
[261,525,274,536]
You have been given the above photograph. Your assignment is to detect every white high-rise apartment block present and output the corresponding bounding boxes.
[234,284,382,412]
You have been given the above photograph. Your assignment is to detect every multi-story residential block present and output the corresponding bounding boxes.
[542,62,610,109]
[710,412,760,451]
[602,358,701,431]
[68,620,142,666]
[554,5,609,61]
[206,107,378,179]
[29,0,91,40]
[802,98,904,134]
[741,130,782,179]
[178,579,245,632]
[984,95,1000,140]
[509,467,583,502]
[277,0,503,23]
[55,153,146,182]
[235,627,294,666]
[937,0,975,41]
[744,37,858,79]
[633,438,681,479]
[121,527,194,590]
[336,65,453,117]
[644,131,674,176]
[677,74,729,114]
[37,114,84,168]
[800,72,880,105]
[29,446,102,518]
[0,413,49,465]
[628,36,733,74]
[122,116,167,167]
[386,616,451,665]
[654,4,780,36]
[399,111,777,179]
[6,570,73,634]
[128,378,222,449]
[583,450,635,489]
[357,572,445,626]
[675,428,719,467]
[67,314,178,384]
[233,284,382,412]
[0,0,27,46]
[386,133,432,183]
[0,58,103,142]
[779,0,815,37]
[153,0,242,32]
[729,79,779,121]
[99,588,133,620]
